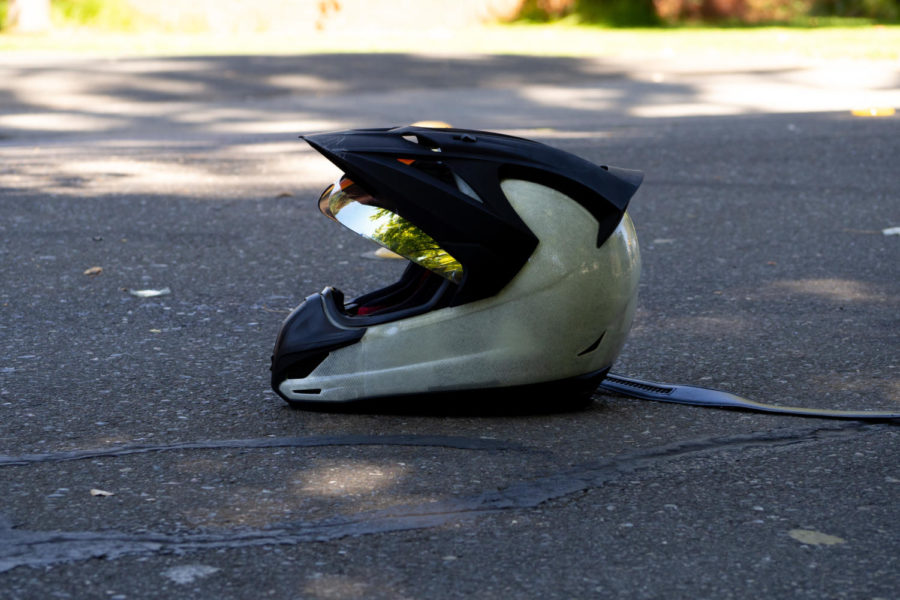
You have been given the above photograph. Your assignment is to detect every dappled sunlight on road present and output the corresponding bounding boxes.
[4,62,211,113]
[0,56,353,147]
[806,370,900,409]
[516,62,900,119]
[631,101,744,118]
[296,460,408,497]
[651,314,753,337]
[518,84,623,112]
[0,112,128,133]
[765,278,891,304]
[169,453,469,530]
[0,143,335,197]
[2,53,897,160]
[265,72,346,94]
[633,65,900,118]
[302,573,390,600]
[212,118,341,135]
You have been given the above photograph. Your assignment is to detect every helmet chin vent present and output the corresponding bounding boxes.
[291,388,322,395]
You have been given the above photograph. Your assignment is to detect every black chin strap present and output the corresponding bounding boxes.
[599,373,900,421]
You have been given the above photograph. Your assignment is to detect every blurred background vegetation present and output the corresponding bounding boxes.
[1,0,898,33]
[517,0,899,26]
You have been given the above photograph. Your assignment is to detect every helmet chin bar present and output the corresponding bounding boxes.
[270,263,454,402]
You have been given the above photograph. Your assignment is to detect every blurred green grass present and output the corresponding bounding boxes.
[0,0,151,31]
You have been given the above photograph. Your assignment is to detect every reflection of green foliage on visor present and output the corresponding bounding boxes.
[369,208,464,283]
[326,184,355,215]
[321,179,464,284]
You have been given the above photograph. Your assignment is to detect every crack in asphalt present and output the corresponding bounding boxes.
[0,434,532,467]
[0,421,887,573]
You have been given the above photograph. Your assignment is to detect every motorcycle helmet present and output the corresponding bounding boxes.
[271,126,642,406]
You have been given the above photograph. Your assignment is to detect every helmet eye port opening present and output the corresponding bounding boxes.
[319,176,465,284]
[326,264,455,327]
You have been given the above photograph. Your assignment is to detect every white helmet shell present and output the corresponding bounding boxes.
[271,127,642,406]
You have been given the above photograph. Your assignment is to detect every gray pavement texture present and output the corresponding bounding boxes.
[0,51,898,599]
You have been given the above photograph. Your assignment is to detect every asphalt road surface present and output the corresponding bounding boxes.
[1,50,898,599]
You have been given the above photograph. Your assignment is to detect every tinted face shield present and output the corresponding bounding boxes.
[318,176,464,284]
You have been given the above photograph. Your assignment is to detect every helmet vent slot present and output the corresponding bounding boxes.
[607,377,674,396]
[291,388,322,395]
[577,332,605,356]
[402,133,441,152]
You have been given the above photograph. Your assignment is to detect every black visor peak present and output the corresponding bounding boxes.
[302,126,643,305]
